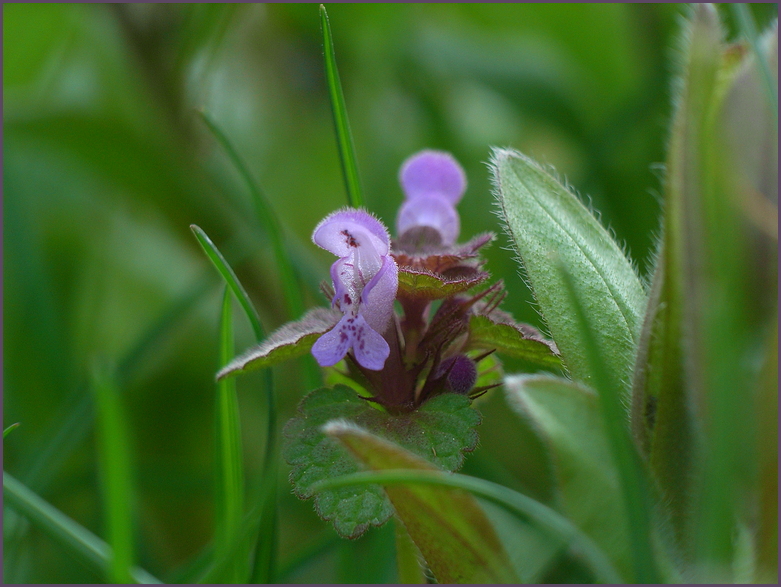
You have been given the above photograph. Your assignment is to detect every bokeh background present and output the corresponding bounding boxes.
[4,3,777,583]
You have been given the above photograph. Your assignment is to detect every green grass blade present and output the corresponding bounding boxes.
[3,472,161,584]
[311,470,621,584]
[214,288,246,583]
[197,109,305,321]
[730,3,778,123]
[320,4,364,208]
[249,368,278,583]
[191,224,264,341]
[92,368,135,584]
[3,422,21,438]
[555,259,659,583]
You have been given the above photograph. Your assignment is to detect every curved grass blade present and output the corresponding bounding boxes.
[191,224,264,341]
[3,472,161,584]
[197,110,305,321]
[320,4,364,208]
[214,288,246,583]
[3,422,21,438]
[555,259,659,583]
[311,469,621,584]
[92,368,135,584]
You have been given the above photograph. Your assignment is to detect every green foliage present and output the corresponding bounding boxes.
[504,375,631,579]
[492,147,647,391]
[324,421,518,583]
[282,385,480,538]
[468,314,562,371]
[217,308,340,379]
[4,3,777,584]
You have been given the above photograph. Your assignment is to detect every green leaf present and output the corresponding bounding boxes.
[282,385,480,539]
[3,422,21,438]
[756,319,778,583]
[310,469,622,584]
[395,520,426,584]
[217,307,340,380]
[91,368,135,584]
[190,224,265,341]
[553,260,659,583]
[467,314,561,371]
[491,147,646,391]
[396,266,490,300]
[504,374,630,580]
[3,472,161,584]
[320,4,363,208]
[324,421,518,584]
[213,288,246,583]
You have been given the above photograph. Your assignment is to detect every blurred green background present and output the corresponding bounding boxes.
[3,3,777,583]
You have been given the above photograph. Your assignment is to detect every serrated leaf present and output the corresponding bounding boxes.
[504,374,631,581]
[217,307,340,379]
[396,266,489,300]
[468,314,561,371]
[282,385,480,539]
[324,421,518,583]
[492,147,646,391]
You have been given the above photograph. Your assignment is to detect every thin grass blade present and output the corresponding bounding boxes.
[197,110,305,321]
[3,423,21,438]
[320,4,364,208]
[190,224,264,341]
[214,288,246,582]
[311,469,621,584]
[3,472,161,584]
[92,367,135,584]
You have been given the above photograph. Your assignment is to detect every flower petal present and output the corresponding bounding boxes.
[396,194,460,246]
[399,150,467,204]
[311,314,355,367]
[350,314,390,370]
[360,255,399,333]
[313,208,390,257]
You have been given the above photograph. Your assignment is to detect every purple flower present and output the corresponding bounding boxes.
[396,150,467,246]
[310,208,398,370]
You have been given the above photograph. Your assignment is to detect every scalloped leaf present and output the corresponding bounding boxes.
[217,307,340,379]
[396,266,489,300]
[282,385,480,539]
[468,314,562,371]
[324,421,518,583]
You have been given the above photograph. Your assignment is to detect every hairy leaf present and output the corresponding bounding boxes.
[324,421,518,583]
[492,147,646,391]
[217,307,340,379]
[396,266,489,300]
[467,314,561,371]
[282,385,480,539]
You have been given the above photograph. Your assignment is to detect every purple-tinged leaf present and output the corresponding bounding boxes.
[467,315,561,371]
[217,308,341,380]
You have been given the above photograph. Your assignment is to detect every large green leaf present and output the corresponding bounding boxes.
[281,385,480,539]
[491,147,646,391]
[324,421,518,584]
[504,374,631,581]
